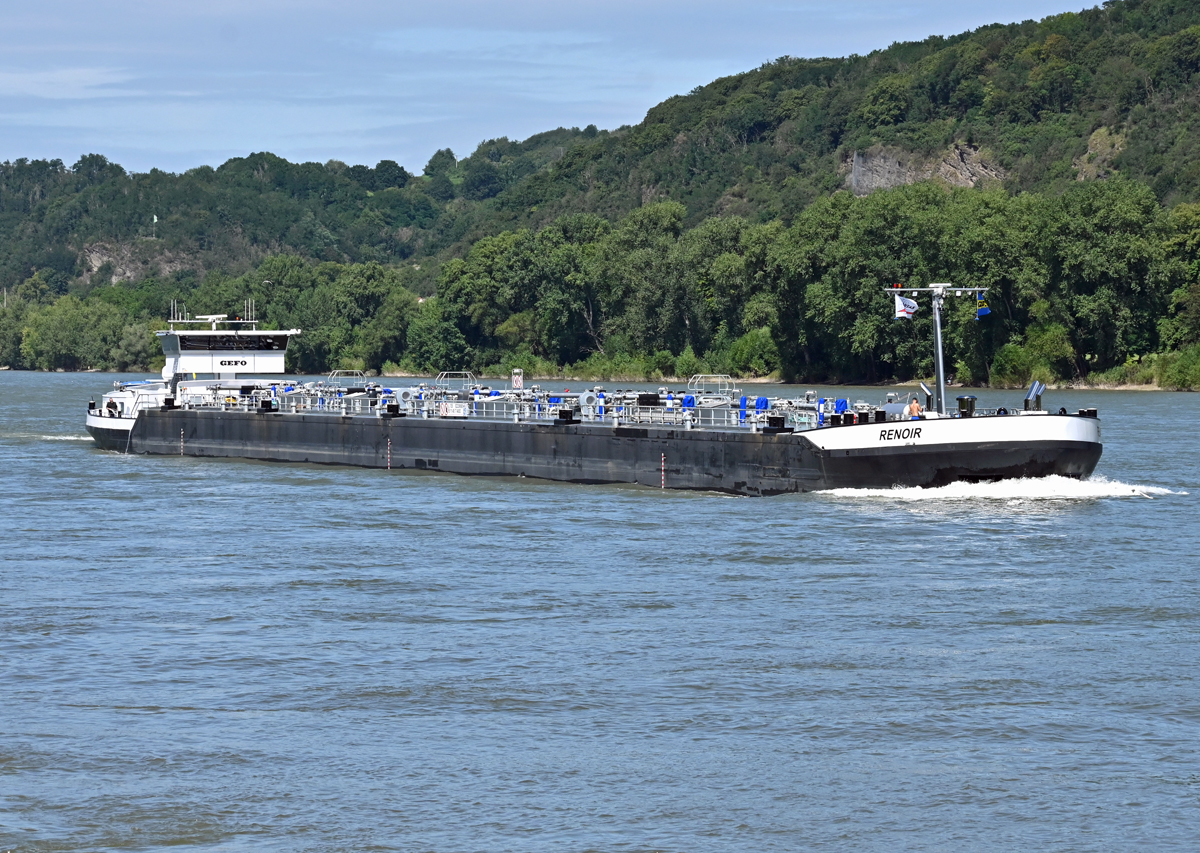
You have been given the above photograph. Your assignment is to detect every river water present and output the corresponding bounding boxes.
[1,372,1196,852]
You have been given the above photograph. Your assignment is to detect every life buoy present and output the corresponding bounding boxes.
[996,407,1007,415]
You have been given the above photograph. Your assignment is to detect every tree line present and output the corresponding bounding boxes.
[5,0,1200,306]
[4,178,1199,389]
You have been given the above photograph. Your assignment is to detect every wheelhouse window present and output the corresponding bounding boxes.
[177,335,290,352]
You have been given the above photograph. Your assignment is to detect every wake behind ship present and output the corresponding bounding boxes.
[85,291,1102,495]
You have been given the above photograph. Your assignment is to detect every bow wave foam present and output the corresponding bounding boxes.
[824,475,1183,502]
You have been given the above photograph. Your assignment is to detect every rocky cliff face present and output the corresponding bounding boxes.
[82,242,142,284]
[1074,127,1124,181]
[842,144,1007,196]
[82,240,194,285]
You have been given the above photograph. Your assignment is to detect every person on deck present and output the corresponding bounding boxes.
[906,397,924,419]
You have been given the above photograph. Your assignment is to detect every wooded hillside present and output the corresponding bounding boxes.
[3,0,1200,387]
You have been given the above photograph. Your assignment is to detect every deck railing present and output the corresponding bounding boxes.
[171,386,824,432]
[110,379,1034,433]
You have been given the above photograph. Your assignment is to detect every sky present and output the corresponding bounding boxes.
[0,0,1091,175]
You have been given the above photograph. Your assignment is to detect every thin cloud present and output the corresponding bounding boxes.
[374,27,607,57]
[0,1,1089,172]
[0,68,138,100]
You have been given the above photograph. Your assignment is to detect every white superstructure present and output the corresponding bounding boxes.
[87,301,299,438]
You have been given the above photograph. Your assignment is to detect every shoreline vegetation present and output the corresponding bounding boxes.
[3,183,1200,390]
[4,183,1199,390]
[4,1,1200,390]
[4,361,1187,393]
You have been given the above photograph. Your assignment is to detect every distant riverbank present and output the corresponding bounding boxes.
[3,363,1193,391]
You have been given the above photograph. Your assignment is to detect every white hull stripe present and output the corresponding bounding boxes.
[802,414,1100,452]
[86,412,136,432]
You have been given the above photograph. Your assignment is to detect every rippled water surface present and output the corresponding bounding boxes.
[2,372,1198,852]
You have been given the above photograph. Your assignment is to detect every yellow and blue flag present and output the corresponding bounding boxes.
[976,292,991,320]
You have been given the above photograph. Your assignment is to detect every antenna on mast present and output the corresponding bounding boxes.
[885,283,987,415]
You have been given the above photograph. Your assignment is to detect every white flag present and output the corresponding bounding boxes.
[894,293,918,319]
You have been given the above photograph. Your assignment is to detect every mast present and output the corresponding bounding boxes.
[930,284,947,415]
[886,283,985,416]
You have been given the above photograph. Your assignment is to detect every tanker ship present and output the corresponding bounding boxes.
[84,288,1103,495]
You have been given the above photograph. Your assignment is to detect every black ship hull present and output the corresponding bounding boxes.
[86,409,1103,496]
[87,423,135,451]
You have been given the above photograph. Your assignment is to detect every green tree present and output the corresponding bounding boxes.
[0,302,30,367]
[354,287,419,370]
[20,297,124,370]
[405,298,469,371]
[110,322,160,372]
[374,160,410,189]
[426,172,455,202]
[461,159,503,200]
[424,148,457,175]
[1047,178,1170,373]
[1162,202,1200,346]
[14,270,57,305]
